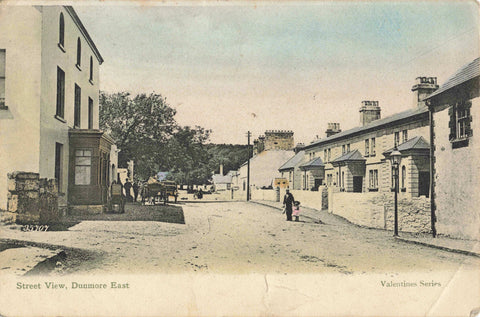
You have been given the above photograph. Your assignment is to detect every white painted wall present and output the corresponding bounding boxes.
[0,6,43,209]
[434,97,480,239]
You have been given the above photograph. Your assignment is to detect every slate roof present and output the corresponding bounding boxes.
[304,106,428,150]
[426,57,480,100]
[332,149,366,163]
[278,151,305,171]
[383,136,430,155]
[300,157,324,169]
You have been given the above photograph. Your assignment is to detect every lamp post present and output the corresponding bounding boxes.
[389,147,402,237]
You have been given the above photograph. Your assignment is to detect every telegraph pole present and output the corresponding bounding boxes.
[246,131,251,201]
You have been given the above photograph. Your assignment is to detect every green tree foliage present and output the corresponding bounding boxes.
[100,92,178,179]
[100,91,249,185]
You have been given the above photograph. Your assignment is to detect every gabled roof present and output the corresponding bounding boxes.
[304,106,428,150]
[426,57,480,100]
[300,157,324,170]
[332,149,366,163]
[383,136,430,155]
[278,151,305,171]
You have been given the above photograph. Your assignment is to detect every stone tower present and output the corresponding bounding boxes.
[359,101,381,126]
[263,130,294,151]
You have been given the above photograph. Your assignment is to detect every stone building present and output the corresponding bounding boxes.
[299,77,437,197]
[0,6,117,215]
[273,77,440,234]
[253,130,294,154]
[425,57,480,240]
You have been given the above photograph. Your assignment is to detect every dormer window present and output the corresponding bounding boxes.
[76,38,81,69]
[58,13,65,51]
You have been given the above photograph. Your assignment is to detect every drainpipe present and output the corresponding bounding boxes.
[427,101,437,238]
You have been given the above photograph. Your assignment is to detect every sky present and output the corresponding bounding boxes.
[74,1,479,145]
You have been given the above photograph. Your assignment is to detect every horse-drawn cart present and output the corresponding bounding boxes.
[142,180,178,205]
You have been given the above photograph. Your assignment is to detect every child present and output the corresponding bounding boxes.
[292,201,301,222]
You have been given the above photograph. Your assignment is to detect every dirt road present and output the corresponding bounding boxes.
[1,202,478,275]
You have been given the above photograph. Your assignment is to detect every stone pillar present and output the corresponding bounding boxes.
[6,172,59,224]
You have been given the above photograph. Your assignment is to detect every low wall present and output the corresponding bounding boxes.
[329,190,431,233]
[289,189,324,211]
[6,171,60,224]
[250,189,277,201]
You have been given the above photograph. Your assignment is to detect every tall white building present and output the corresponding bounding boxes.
[0,6,116,212]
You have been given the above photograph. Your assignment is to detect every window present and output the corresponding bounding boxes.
[55,143,63,192]
[365,139,369,156]
[89,56,93,82]
[75,149,92,185]
[402,130,408,143]
[347,144,350,152]
[394,131,400,147]
[289,171,292,182]
[449,101,473,148]
[401,165,406,189]
[371,138,376,156]
[335,172,338,186]
[74,84,81,128]
[88,97,93,129]
[76,38,81,68]
[324,149,327,162]
[0,49,5,109]
[58,13,65,49]
[56,67,65,118]
[342,145,346,154]
[369,169,378,190]
[327,174,332,186]
[328,149,331,162]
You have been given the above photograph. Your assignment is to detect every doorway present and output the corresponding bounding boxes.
[418,172,430,197]
[353,176,363,193]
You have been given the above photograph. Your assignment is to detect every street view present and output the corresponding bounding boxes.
[0,2,479,317]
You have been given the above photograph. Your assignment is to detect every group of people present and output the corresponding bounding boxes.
[283,188,301,222]
[112,178,141,202]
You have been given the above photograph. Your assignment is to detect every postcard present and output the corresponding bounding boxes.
[0,1,479,316]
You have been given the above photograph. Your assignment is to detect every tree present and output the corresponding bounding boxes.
[99,92,177,180]
[165,126,212,185]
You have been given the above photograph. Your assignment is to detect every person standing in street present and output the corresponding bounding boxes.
[124,179,133,202]
[283,188,295,221]
[133,181,139,202]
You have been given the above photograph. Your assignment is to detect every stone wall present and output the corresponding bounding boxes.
[6,171,60,224]
[329,191,431,233]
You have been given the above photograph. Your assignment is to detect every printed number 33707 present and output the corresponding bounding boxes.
[21,225,49,232]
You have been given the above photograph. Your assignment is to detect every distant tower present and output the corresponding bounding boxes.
[264,130,294,151]
[359,101,381,126]
[412,77,438,108]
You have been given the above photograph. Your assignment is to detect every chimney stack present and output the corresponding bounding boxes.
[359,101,381,126]
[325,123,341,137]
[219,164,224,176]
[412,77,438,108]
[294,143,305,154]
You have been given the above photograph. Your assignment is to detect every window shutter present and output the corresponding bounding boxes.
[448,105,456,141]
